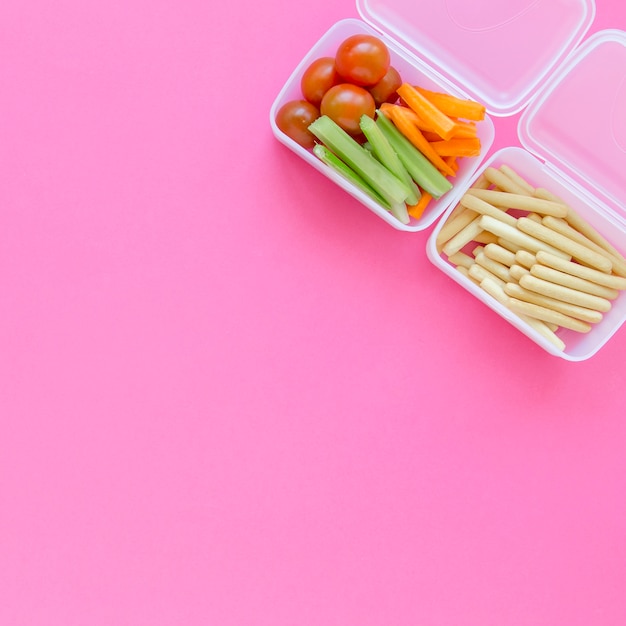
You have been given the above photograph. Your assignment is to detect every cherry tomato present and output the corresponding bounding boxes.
[301,57,341,107]
[320,83,376,135]
[334,34,390,86]
[275,99,320,148]
[368,66,403,106]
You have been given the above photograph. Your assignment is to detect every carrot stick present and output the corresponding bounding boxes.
[422,130,443,142]
[449,119,478,138]
[430,138,481,157]
[397,84,459,140]
[380,102,425,127]
[413,87,486,121]
[443,155,459,175]
[407,191,432,220]
[380,104,456,176]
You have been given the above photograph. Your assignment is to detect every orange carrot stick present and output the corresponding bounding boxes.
[449,119,478,138]
[380,104,456,177]
[396,84,459,140]
[443,155,459,175]
[430,138,481,157]
[422,130,443,142]
[413,87,486,121]
[407,191,433,220]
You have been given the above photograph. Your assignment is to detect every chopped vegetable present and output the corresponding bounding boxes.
[359,114,421,206]
[308,115,413,209]
[413,87,486,121]
[449,119,478,138]
[274,33,488,225]
[375,111,453,199]
[430,138,482,157]
[379,103,456,176]
[396,83,458,141]
[312,143,391,209]
[407,191,433,220]
[443,156,459,175]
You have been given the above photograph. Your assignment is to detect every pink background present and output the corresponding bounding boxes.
[1,1,625,624]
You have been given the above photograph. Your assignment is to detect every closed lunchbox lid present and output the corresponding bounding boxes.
[357,0,595,116]
[519,29,626,228]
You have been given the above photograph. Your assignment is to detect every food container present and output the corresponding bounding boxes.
[270,0,626,360]
[428,29,626,361]
[269,17,496,232]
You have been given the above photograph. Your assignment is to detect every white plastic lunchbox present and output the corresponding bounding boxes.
[270,0,626,361]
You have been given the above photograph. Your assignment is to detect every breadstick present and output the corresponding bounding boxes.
[499,165,535,195]
[479,276,510,306]
[447,251,475,269]
[436,208,477,250]
[469,262,506,288]
[475,252,512,283]
[472,231,499,245]
[497,238,524,254]
[436,174,492,250]
[483,166,530,195]
[523,319,566,350]
[455,264,477,283]
[534,187,563,203]
[509,264,530,282]
[526,213,544,223]
[514,250,536,269]
[565,208,626,276]
[517,217,613,272]
[504,282,604,324]
[478,215,570,259]
[535,185,626,276]
[542,215,626,278]
[535,250,626,290]
[479,277,566,349]
[530,264,620,300]
[483,243,516,267]
[519,273,612,312]
[465,189,569,217]
[507,298,593,333]
[459,193,518,226]
[542,215,604,252]
[442,216,484,257]
[511,310,566,350]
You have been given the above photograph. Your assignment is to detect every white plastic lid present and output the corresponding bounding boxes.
[519,29,626,228]
[357,0,595,116]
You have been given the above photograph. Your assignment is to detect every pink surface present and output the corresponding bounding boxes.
[1,1,625,624]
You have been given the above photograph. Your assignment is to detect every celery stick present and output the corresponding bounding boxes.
[376,111,453,199]
[312,144,391,209]
[387,199,411,225]
[308,115,412,207]
[359,114,421,207]
[313,144,410,224]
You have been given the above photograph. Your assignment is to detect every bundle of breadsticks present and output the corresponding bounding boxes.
[436,164,626,351]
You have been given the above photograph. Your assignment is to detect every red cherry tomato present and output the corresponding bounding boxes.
[368,66,403,106]
[301,57,341,107]
[334,34,390,86]
[320,84,376,135]
[275,99,320,148]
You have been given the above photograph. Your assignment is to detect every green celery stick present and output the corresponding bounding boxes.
[359,114,421,207]
[312,144,391,209]
[376,111,453,199]
[308,115,412,208]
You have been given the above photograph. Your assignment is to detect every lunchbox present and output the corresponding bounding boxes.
[269,0,626,361]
